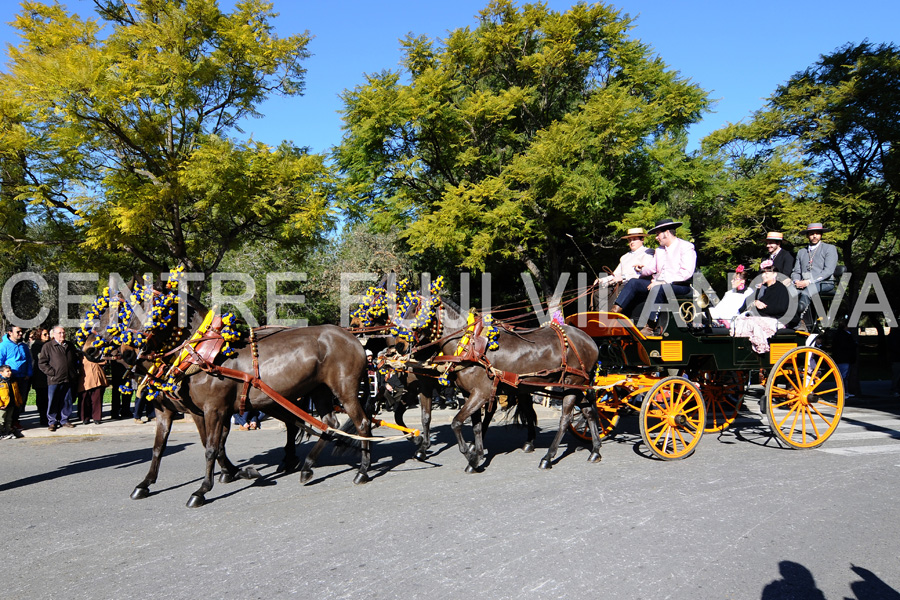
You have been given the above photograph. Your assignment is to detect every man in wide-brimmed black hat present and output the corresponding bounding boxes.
[790,222,839,325]
[611,218,696,335]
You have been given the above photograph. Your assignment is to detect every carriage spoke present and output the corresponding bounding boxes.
[806,407,822,439]
[786,355,804,391]
[787,407,801,441]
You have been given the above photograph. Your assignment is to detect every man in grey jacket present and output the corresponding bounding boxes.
[791,223,839,324]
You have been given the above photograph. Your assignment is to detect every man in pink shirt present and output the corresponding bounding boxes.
[611,218,697,334]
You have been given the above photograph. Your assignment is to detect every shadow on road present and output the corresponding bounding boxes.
[759,560,900,600]
[0,443,190,493]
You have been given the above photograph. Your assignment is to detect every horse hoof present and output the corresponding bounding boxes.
[522,442,535,453]
[353,472,370,485]
[241,467,260,480]
[587,451,602,463]
[130,487,150,500]
[186,494,206,508]
[299,469,313,484]
[219,472,236,484]
[415,449,428,461]
[539,458,553,470]
[279,457,300,473]
[464,464,481,474]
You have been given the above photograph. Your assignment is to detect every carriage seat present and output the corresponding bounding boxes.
[817,265,846,300]
[793,265,848,327]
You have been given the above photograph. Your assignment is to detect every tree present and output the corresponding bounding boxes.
[336,0,709,296]
[702,41,900,296]
[0,0,333,290]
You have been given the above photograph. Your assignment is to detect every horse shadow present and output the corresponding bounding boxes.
[0,443,191,494]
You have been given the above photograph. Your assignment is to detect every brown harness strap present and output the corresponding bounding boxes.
[238,328,260,416]
[205,363,331,433]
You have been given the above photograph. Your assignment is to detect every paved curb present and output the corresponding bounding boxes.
[9,381,896,441]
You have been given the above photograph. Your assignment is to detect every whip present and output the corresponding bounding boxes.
[565,233,600,280]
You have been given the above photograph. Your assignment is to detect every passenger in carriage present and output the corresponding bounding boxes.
[791,222,839,327]
[707,265,753,327]
[610,218,696,335]
[765,231,794,278]
[595,227,654,286]
[731,259,790,353]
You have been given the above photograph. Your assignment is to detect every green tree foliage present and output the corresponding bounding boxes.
[703,41,900,290]
[336,0,709,295]
[0,0,333,288]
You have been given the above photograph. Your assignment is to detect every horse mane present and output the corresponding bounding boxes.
[441,296,463,319]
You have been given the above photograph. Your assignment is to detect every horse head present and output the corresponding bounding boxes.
[75,268,206,371]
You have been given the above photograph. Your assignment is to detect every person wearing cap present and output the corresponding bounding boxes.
[765,232,793,278]
[790,223,838,322]
[611,218,696,333]
[731,259,789,353]
[596,227,654,286]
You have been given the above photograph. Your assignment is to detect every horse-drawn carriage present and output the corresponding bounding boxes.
[564,306,845,460]
[352,277,845,468]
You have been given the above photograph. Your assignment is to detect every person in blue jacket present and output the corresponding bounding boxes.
[0,325,33,430]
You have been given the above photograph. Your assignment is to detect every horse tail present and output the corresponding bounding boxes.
[330,416,362,457]
[513,392,538,430]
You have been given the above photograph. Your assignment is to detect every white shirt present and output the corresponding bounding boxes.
[606,247,654,282]
[708,289,754,321]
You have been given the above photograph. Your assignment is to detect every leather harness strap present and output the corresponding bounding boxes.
[205,363,330,432]
[237,328,260,416]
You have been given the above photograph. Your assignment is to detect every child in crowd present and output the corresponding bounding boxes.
[0,364,25,439]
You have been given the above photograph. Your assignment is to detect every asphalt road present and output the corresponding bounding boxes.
[2,393,900,600]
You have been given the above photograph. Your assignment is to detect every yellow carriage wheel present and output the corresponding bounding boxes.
[699,370,748,432]
[569,398,621,442]
[640,376,706,460]
[765,346,844,449]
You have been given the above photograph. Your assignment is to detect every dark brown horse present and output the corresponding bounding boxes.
[81,288,375,507]
[385,295,604,472]
[353,297,539,463]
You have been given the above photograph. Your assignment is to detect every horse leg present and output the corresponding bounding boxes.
[517,394,538,453]
[539,391,601,469]
[481,404,494,444]
[341,400,373,485]
[299,413,339,484]
[450,392,488,473]
[415,391,432,461]
[394,401,407,429]
[217,417,260,482]
[279,422,300,473]
[131,406,175,500]
[186,409,227,508]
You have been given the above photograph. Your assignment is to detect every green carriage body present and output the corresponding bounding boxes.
[565,310,844,459]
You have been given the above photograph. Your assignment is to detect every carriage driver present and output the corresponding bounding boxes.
[595,227,654,286]
[611,218,697,335]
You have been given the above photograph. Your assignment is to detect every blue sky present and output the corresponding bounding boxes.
[2,0,897,153]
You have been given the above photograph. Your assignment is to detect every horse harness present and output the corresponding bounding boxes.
[145,319,333,433]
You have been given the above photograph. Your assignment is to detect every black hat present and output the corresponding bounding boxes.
[647,218,683,235]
